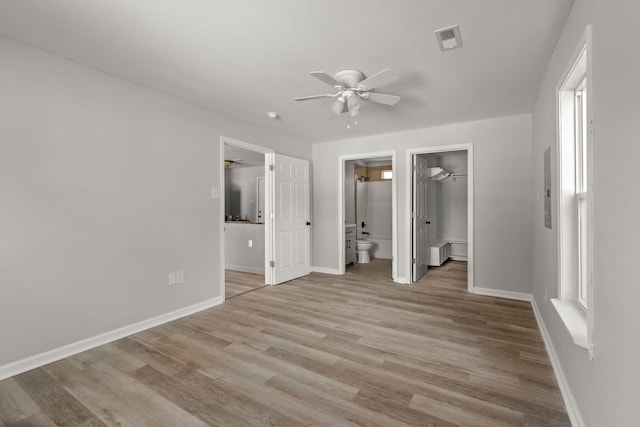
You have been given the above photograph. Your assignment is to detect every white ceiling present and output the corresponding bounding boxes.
[224,145,264,168]
[0,0,573,145]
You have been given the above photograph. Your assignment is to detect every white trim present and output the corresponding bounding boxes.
[531,298,586,427]
[0,296,224,381]
[220,137,274,288]
[450,256,468,262]
[311,266,342,275]
[555,25,595,353]
[225,265,265,275]
[338,151,398,282]
[405,144,474,291]
[473,287,532,302]
[394,276,410,285]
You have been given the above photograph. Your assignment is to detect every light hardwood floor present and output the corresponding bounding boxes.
[225,269,266,299]
[0,260,569,426]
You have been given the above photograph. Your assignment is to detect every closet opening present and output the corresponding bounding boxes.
[407,145,473,291]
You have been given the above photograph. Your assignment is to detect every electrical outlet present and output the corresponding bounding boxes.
[177,270,184,284]
[248,240,253,248]
[168,272,177,286]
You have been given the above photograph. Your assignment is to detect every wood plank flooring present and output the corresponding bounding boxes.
[0,260,569,426]
[225,269,266,299]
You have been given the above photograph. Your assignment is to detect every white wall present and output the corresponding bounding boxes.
[0,37,309,369]
[226,166,264,222]
[224,223,265,273]
[367,180,392,259]
[344,161,355,224]
[531,0,640,425]
[312,114,533,289]
[438,152,468,242]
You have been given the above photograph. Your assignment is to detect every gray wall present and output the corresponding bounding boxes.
[531,0,640,424]
[438,152,468,242]
[344,161,355,224]
[0,37,309,368]
[312,113,533,289]
[224,223,265,273]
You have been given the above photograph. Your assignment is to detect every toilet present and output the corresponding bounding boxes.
[356,240,374,263]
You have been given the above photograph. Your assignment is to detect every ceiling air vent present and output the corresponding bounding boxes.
[435,25,463,51]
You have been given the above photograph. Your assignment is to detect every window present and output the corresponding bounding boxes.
[575,76,588,308]
[381,170,393,180]
[553,25,593,357]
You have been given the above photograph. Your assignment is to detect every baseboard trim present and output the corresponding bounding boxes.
[450,256,468,261]
[473,287,532,302]
[394,276,410,285]
[225,265,264,274]
[0,296,224,381]
[311,266,341,275]
[531,297,585,427]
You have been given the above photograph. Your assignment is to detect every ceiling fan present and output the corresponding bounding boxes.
[294,69,401,117]
[224,159,243,168]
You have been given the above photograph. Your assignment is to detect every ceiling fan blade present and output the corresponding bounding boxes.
[310,71,342,88]
[294,94,335,101]
[364,92,401,105]
[357,68,398,91]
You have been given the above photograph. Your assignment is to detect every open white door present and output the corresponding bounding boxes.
[412,155,429,281]
[272,154,310,284]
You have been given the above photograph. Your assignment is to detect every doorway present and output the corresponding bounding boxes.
[220,137,311,300]
[406,145,474,291]
[221,138,271,299]
[338,151,398,281]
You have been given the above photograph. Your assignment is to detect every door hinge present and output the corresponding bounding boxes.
[270,260,275,268]
[269,164,275,171]
[412,258,416,264]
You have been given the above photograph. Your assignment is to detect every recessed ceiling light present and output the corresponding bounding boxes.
[267,112,280,120]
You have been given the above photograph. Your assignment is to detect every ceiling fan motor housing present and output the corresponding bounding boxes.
[333,69,366,88]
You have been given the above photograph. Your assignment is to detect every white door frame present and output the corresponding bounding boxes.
[220,136,275,299]
[405,144,474,292]
[338,151,398,281]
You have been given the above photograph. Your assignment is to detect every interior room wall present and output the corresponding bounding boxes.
[530,0,640,425]
[438,151,468,242]
[225,165,264,222]
[0,37,309,369]
[312,113,533,289]
[224,223,265,274]
[344,161,355,224]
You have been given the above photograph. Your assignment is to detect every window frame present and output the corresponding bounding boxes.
[552,25,594,358]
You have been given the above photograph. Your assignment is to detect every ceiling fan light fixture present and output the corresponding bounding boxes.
[331,97,346,115]
[347,94,360,117]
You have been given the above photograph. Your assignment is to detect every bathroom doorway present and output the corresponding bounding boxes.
[406,145,474,291]
[338,151,398,281]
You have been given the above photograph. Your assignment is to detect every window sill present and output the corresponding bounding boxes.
[551,298,594,357]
